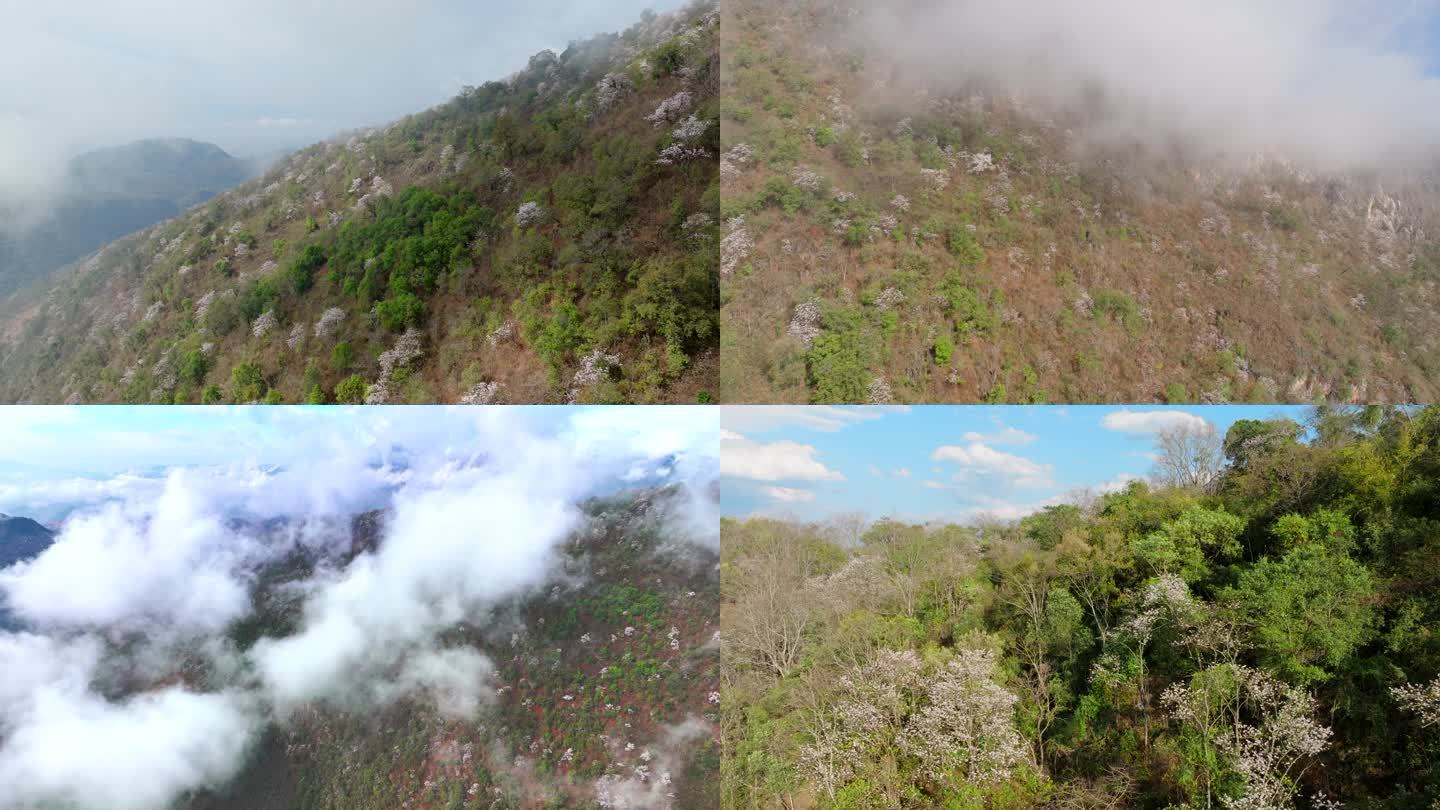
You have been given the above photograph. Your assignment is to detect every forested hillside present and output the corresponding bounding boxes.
[0,1,718,405]
[719,0,1440,404]
[721,406,1440,808]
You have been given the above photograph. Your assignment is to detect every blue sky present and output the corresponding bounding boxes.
[0,406,716,522]
[721,406,1309,523]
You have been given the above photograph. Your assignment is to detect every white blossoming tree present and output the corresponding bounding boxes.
[898,648,1029,789]
[1393,675,1440,729]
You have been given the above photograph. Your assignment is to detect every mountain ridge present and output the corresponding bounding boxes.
[0,138,254,299]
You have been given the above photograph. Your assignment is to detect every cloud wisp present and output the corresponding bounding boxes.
[852,0,1440,173]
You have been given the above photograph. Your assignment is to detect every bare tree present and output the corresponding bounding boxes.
[1152,424,1224,491]
[822,511,870,548]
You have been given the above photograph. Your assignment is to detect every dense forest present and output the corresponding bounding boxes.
[0,1,718,405]
[721,406,1440,808]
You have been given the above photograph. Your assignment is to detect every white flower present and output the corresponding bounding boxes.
[967,151,996,173]
[720,217,753,277]
[671,115,707,143]
[787,302,821,347]
[251,310,278,338]
[313,307,346,339]
[645,91,693,127]
[516,201,544,227]
[1394,675,1440,728]
[459,381,503,405]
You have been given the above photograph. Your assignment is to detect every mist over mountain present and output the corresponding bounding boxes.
[0,407,720,809]
[0,138,253,298]
[720,0,1440,404]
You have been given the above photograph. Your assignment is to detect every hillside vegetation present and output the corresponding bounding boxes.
[0,1,719,405]
[721,406,1440,808]
[719,0,1440,404]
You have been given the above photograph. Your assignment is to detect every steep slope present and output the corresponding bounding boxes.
[0,1,719,405]
[0,513,55,570]
[718,0,1440,404]
[0,513,56,631]
[0,138,254,298]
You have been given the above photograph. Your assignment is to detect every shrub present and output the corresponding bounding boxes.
[230,361,265,403]
[1092,288,1143,333]
[332,341,354,371]
[651,39,686,77]
[288,244,327,295]
[239,278,279,322]
[201,384,223,404]
[946,225,985,266]
[179,349,209,385]
[808,332,868,403]
[939,273,998,336]
[534,302,587,373]
[834,132,866,167]
[334,374,367,404]
[934,335,955,365]
[375,292,427,332]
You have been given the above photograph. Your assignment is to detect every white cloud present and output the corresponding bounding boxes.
[764,486,816,503]
[961,424,1038,445]
[1097,472,1144,493]
[893,468,912,478]
[0,685,258,810]
[859,0,1440,174]
[959,495,1064,522]
[931,443,1054,488]
[721,432,844,482]
[720,405,902,433]
[0,632,257,810]
[2,473,264,633]
[1101,410,1213,436]
[0,406,718,810]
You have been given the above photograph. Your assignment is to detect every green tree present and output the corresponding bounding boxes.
[332,341,354,372]
[334,374,367,404]
[1223,544,1378,684]
[230,361,266,403]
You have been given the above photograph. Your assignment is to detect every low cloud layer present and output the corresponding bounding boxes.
[0,406,717,809]
[854,0,1440,172]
